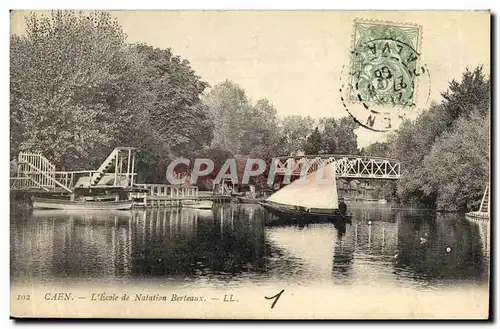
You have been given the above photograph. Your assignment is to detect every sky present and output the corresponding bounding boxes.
[10,10,490,147]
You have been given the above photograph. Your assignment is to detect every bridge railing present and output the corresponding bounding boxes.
[274,155,400,179]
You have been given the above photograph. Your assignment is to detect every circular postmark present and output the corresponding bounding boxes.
[340,21,431,132]
[352,38,419,107]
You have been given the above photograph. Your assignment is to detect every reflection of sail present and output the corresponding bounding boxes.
[354,221,398,254]
[328,207,400,284]
[267,162,338,209]
[332,223,355,278]
[266,224,335,280]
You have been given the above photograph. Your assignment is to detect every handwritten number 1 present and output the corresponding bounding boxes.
[265,289,285,309]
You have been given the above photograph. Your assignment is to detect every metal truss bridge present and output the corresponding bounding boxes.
[274,155,400,180]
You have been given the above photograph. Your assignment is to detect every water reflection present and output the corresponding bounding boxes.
[131,206,267,280]
[10,203,489,289]
[395,213,488,282]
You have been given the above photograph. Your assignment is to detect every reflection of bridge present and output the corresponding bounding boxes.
[274,155,400,179]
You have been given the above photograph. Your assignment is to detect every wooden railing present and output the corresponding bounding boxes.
[17,152,57,189]
[14,152,75,192]
[12,149,139,193]
[134,184,199,198]
[59,170,137,188]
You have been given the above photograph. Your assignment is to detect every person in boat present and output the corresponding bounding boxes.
[338,198,347,216]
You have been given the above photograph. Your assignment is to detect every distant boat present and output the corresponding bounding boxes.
[259,162,351,222]
[377,199,387,204]
[32,197,133,210]
[182,200,214,210]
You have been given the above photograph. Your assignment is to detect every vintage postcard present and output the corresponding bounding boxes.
[10,10,490,319]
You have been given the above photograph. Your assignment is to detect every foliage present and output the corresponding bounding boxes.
[204,82,360,158]
[11,11,211,179]
[302,117,359,155]
[389,66,490,210]
[204,80,250,155]
[421,113,489,212]
[11,11,135,169]
[278,115,315,156]
[361,141,391,158]
[12,12,488,211]
[204,82,286,158]
[303,127,322,154]
[319,117,358,154]
[441,66,490,126]
[127,44,212,181]
[240,98,281,157]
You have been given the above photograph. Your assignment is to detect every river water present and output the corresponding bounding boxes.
[10,202,490,318]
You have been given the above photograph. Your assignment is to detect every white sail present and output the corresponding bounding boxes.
[267,162,338,210]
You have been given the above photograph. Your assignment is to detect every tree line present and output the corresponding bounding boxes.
[360,66,490,212]
[387,66,490,212]
[10,11,359,183]
[203,80,359,158]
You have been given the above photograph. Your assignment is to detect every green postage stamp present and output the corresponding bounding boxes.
[349,20,422,107]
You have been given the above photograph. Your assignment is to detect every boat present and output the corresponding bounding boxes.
[377,199,387,204]
[182,200,214,210]
[236,196,263,204]
[259,162,351,223]
[466,186,489,220]
[32,209,133,218]
[32,197,133,210]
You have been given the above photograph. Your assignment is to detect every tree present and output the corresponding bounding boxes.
[240,98,281,157]
[421,113,489,212]
[203,80,250,155]
[189,147,234,189]
[361,142,391,157]
[303,127,322,154]
[11,11,212,181]
[204,82,284,158]
[390,104,451,206]
[278,115,315,156]
[319,117,358,154]
[127,44,212,181]
[11,11,140,169]
[441,66,490,126]
[389,66,490,209]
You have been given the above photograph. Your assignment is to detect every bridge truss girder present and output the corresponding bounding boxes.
[274,155,400,180]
